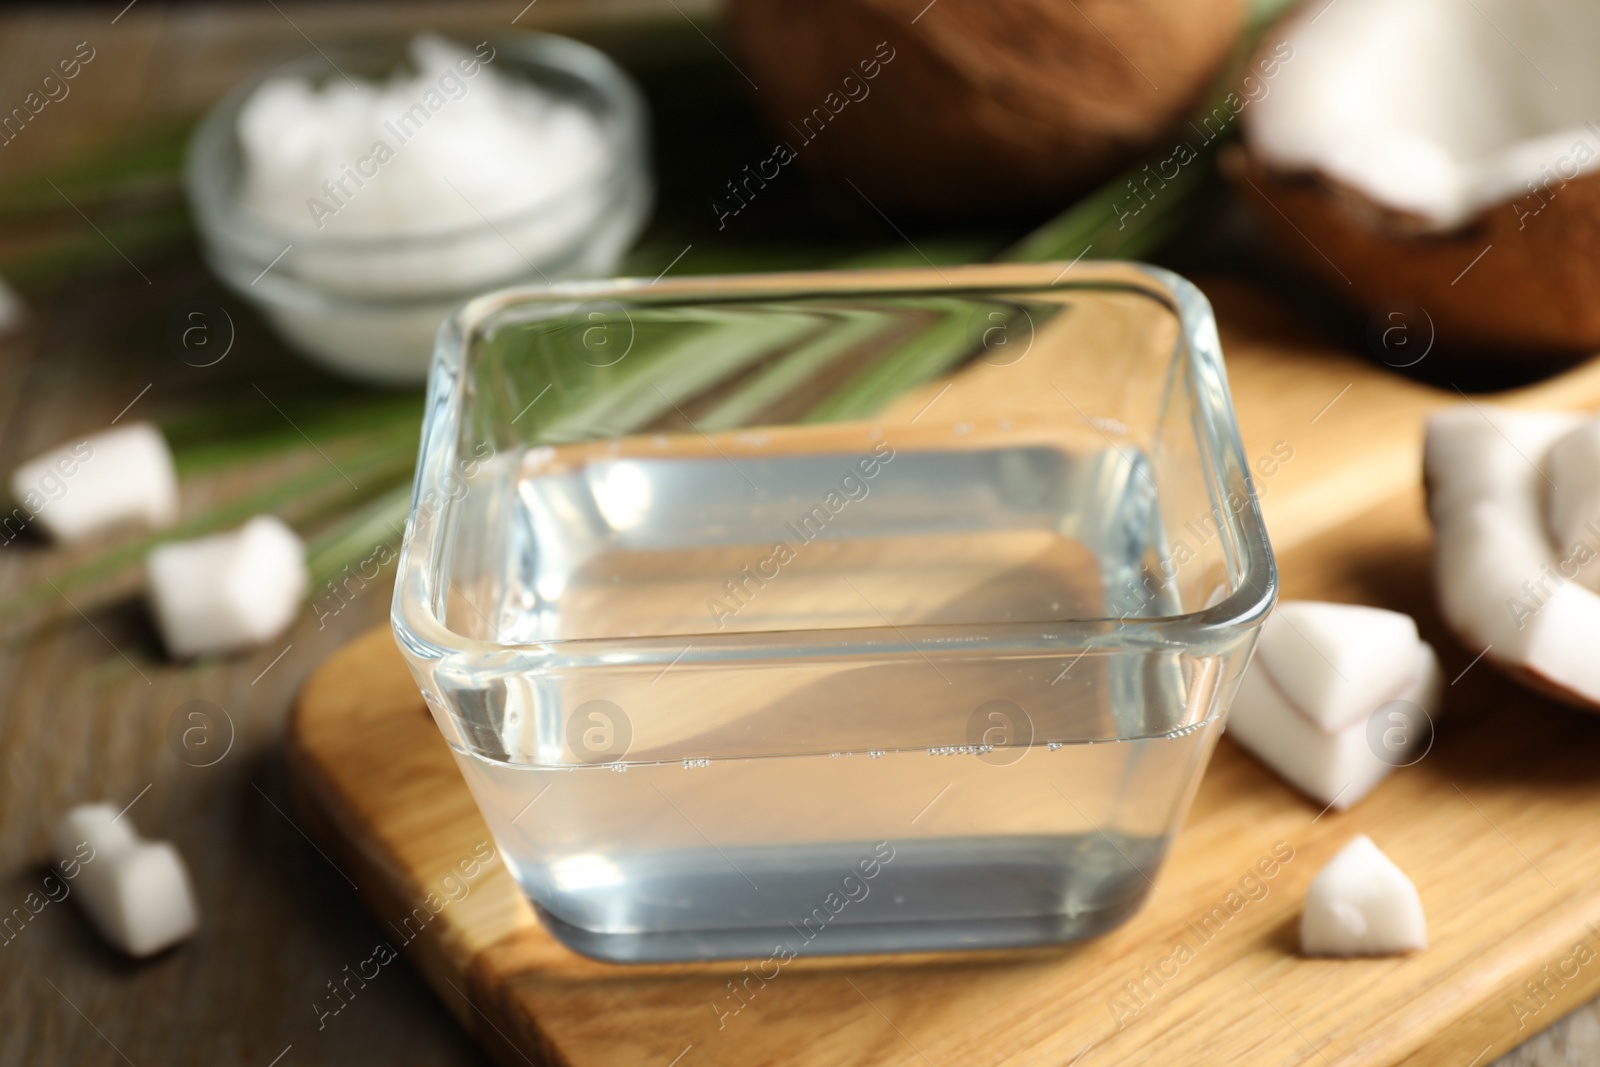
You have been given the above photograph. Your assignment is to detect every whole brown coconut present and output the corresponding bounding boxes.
[725,0,1246,213]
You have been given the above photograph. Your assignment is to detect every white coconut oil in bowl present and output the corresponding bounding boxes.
[185,32,651,385]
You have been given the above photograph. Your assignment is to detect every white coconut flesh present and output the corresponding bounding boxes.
[1227,601,1442,810]
[1301,835,1427,957]
[1245,0,1600,230]
[1256,601,1423,731]
[1546,421,1600,564]
[1425,404,1600,705]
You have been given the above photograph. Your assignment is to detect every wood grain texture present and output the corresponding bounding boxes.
[290,275,1600,1067]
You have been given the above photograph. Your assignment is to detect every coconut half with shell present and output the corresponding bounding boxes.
[1237,0,1600,358]
[1425,403,1600,709]
[726,0,1245,212]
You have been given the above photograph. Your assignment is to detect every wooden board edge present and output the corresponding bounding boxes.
[1380,876,1600,1066]
[287,655,569,1067]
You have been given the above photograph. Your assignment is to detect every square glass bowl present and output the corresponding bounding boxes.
[391,261,1276,963]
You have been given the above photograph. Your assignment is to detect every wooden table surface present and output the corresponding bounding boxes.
[0,4,1592,1066]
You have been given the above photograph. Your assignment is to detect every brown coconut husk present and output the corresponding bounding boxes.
[1233,149,1600,360]
[725,0,1246,213]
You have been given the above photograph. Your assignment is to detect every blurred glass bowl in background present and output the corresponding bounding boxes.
[184,31,652,385]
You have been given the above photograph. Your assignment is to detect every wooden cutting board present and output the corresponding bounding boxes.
[288,278,1600,1066]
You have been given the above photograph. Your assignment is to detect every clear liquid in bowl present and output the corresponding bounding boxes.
[452,720,1217,963]
[431,434,1216,961]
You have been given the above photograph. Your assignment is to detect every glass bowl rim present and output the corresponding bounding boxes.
[391,260,1279,667]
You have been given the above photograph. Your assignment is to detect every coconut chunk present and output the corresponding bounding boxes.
[146,516,307,657]
[9,423,178,543]
[1545,420,1600,573]
[1507,582,1600,705]
[1301,835,1426,957]
[1228,640,1441,810]
[1427,404,1600,707]
[51,804,199,958]
[1256,602,1422,731]
[1433,498,1552,653]
[1424,406,1582,523]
